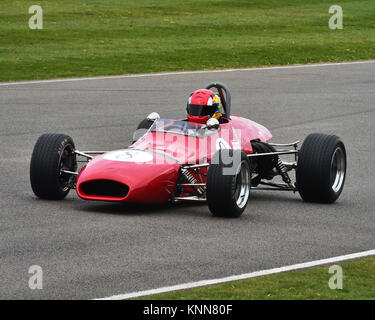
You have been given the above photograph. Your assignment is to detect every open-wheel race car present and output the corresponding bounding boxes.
[30,82,347,218]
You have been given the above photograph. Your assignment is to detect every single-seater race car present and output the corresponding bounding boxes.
[30,82,347,218]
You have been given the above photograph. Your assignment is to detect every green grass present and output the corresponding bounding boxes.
[136,257,375,300]
[1,0,375,81]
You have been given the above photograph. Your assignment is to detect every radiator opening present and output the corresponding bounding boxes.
[80,180,129,198]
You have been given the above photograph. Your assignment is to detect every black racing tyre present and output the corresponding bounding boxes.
[251,141,278,178]
[30,133,77,200]
[296,133,346,203]
[132,118,153,143]
[206,150,251,218]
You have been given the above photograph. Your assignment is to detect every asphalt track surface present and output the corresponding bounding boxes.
[0,62,374,299]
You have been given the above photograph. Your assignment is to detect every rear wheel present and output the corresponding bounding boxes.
[296,133,346,203]
[30,133,77,200]
[251,141,278,180]
[132,118,153,143]
[206,150,251,217]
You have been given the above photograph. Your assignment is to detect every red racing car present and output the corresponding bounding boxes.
[30,82,347,217]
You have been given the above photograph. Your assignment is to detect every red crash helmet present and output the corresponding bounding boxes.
[187,89,224,124]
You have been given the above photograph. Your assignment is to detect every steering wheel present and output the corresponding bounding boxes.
[163,121,188,132]
[164,124,184,131]
[204,82,231,119]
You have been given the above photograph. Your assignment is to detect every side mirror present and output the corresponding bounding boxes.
[206,118,220,130]
[146,112,160,122]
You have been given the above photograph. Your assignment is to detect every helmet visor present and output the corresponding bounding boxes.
[187,104,218,117]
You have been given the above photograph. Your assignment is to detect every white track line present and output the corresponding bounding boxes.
[95,249,375,300]
[1,60,375,87]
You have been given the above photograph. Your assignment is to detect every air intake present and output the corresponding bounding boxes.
[80,180,129,198]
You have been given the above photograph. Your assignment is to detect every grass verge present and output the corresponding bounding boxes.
[136,257,375,299]
[1,0,375,81]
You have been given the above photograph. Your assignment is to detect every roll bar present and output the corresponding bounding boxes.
[204,82,232,119]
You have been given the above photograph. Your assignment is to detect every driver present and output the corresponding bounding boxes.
[186,89,224,124]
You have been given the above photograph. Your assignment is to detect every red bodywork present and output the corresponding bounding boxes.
[76,115,272,203]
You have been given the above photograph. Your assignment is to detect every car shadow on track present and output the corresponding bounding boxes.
[75,200,210,218]
[75,192,307,218]
[26,190,335,219]
[250,191,301,203]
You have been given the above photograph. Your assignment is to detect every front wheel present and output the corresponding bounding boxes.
[296,133,346,203]
[206,150,251,217]
[30,133,77,200]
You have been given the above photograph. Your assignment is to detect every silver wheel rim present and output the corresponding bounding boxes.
[330,147,346,193]
[234,161,251,209]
